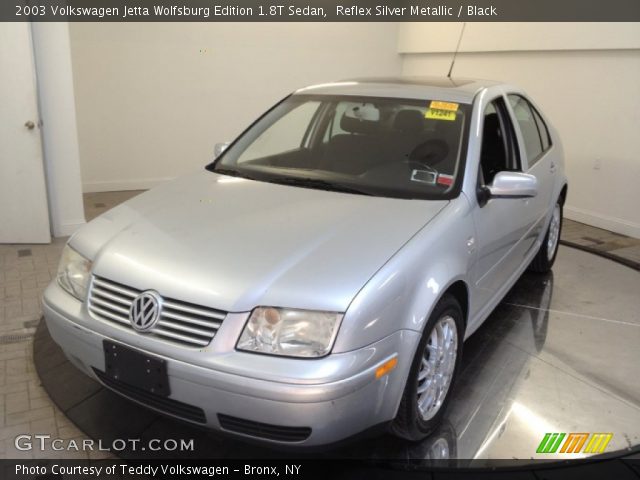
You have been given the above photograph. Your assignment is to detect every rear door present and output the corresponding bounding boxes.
[505,94,555,244]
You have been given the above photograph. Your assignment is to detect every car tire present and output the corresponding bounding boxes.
[390,294,463,441]
[528,198,563,273]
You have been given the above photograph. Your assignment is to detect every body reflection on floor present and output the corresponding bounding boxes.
[34,247,640,462]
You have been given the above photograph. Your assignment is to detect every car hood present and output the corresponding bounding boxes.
[73,171,448,313]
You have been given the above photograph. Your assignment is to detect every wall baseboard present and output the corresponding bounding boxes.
[564,205,640,240]
[82,177,175,193]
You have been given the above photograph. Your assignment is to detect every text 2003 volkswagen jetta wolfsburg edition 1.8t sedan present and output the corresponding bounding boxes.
[44,77,567,446]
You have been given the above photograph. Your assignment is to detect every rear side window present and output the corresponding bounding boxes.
[531,107,552,151]
[508,94,547,167]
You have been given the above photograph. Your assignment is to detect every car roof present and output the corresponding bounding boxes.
[295,76,502,104]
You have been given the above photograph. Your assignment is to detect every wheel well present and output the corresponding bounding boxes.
[559,184,568,205]
[444,281,469,329]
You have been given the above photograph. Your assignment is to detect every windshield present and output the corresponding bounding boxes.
[210,94,469,200]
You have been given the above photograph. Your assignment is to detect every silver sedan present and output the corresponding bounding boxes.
[43,77,567,446]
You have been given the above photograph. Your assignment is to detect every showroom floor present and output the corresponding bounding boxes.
[1,190,639,459]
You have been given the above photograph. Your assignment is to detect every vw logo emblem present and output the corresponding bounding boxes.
[129,291,162,332]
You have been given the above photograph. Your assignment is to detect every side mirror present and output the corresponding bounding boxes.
[478,171,538,206]
[214,142,230,159]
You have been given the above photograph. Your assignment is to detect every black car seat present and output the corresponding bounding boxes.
[480,113,506,184]
[320,113,384,175]
[387,109,426,160]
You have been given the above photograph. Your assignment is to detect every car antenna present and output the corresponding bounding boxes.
[447,22,466,79]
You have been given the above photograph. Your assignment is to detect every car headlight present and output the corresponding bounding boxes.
[237,307,343,358]
[57,245,92,300]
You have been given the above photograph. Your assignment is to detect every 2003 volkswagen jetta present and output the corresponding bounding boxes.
[43,77,567,445]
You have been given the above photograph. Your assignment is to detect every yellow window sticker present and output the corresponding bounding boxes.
[429,101,459,112]
[425,108,456,121]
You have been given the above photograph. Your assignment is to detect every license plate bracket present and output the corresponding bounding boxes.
[103,340,170,397]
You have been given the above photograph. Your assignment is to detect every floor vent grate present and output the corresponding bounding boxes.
[0,333,33,344]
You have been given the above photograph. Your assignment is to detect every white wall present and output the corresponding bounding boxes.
[400,23,640,238]
[32,22,86,237]
[69,23,401,193]
[399,23,640,53]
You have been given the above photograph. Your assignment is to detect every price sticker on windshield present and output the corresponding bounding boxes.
[429,101,459,112]
[425,108,457,121]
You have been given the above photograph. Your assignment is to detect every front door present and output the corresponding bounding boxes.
[471,96,538,310]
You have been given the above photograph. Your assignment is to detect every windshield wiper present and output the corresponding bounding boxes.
[213,167,260,180]
[267,177,374,196]
[213,168,373,196]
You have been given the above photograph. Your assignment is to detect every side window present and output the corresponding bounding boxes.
[508,95,544,167]
[479,97,520,185]
[531,106,552,151]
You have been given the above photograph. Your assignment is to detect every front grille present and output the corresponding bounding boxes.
[218,414,312,442]
[94,369,206,423]
[88,275,227,348]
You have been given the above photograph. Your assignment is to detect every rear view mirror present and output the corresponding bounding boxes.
[214,142,230,159]
[488,171,538,198]
[478,171,538,206]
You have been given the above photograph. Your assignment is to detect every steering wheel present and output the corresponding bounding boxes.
[408,139,449,167]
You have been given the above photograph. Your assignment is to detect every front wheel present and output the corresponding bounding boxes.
[391,294,463,441]
[529,199,563,273]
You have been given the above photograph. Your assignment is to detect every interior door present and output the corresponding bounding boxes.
[0,23,50,243]
[471,96,537,308]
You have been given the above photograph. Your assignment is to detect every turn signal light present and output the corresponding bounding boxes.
[375,357,398,379]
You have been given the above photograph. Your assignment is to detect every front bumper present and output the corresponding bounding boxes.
[42,282,420,446]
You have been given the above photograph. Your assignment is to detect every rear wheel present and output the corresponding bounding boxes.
[529,199,563,273]
[391,294,463,441]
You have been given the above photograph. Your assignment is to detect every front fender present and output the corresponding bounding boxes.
[333,196,476,354]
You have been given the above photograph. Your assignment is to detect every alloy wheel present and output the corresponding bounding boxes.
[547,203,561,260]
[416,315,458,421]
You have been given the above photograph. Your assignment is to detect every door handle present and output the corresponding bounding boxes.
[24,121,35,130]
[550,161,557,173]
